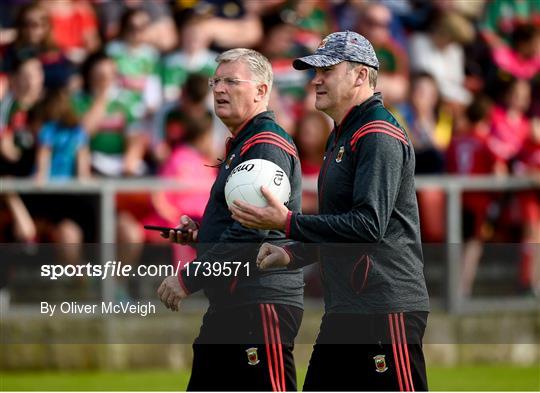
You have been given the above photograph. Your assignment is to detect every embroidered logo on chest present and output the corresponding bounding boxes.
[225,153,236,169]
[336,146,345,163]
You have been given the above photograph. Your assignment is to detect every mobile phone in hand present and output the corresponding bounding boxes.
[143,225,189,234]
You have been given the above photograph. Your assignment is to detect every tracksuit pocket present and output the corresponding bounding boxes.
[350,254,372,294]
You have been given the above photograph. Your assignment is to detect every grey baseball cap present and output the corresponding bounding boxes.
[293,31,379,70]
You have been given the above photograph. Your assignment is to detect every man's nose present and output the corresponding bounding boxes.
[213,82,226,93]
[311,73,323,86]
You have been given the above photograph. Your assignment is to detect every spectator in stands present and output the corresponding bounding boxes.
[74,51,147,177]
[446,96,497,297]
[285,0,333,50]
[480,0,540,51]
[38,0,100,63]
[259,12,311,106]
[357,2,409,106]
[105,8,161,120]
[2,3,71,90]
[1,193,37,243]
[409,11,475,109]
[152,73,215,165]
[491,23,540,81]
[397,72,453,242]
[0,55,43,177]
[142,111,217,269]
[95,0,178,52]
[514,119,540,296]
[294,110,331,214]
[487,78,532,175]
[397,72,451,174]
[176,0,265,51]
[33,87,90,182]
[134,76,217,293]
[160,12,217,103]
[258,12,311,134]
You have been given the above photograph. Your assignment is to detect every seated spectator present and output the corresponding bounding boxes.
[95,0,178,52]
[1,55,44,178]
[74,51,147,177]
[38,0,100,63]
[357,2,409,105]
[397,72,452,242]
[294,110,331,214]
[32,87,90,182]
[143,112,217,242]
[259,12,311,130]
[153,73,218,164]
[397,72,452,174]
[286,0,333,50]
[140,110,216,271]
[178,0,264,51]
[480,0,540,50]
[260,12,311,100]
[105,8,161,119]
[160,12,217,103]
[409,11,475,108]
[1,3,72,90]
[513,119,540,296]
[487,78,532,174]
[492,23,540,81]
[446,96,497,297]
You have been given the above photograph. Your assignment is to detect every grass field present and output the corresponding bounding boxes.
[1,366,539,391]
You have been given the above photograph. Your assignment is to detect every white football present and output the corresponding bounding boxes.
[225,159,291,208]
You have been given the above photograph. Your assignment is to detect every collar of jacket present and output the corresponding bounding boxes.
[226,110,276,153]
[334,92,384,138]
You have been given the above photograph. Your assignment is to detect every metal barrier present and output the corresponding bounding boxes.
[1,175,539,313]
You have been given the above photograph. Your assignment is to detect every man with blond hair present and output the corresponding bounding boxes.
[157,48,303,391]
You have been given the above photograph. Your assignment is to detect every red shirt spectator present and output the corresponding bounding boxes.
[487,105,530,163]
[42,0,100,61]
[514,134,540,224]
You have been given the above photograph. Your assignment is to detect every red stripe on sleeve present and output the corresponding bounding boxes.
[350,121,409,149]
[356,120,406,137]
[351,129,409,150]
[285,211,293,238]
[241,138,298,158]
[241,133,298,158]
[245,132,296,151]
[351,124,407,145]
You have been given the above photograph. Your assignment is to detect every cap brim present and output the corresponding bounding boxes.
[292,54,343,70]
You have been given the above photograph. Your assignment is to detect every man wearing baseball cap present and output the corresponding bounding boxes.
[231,31,430,391]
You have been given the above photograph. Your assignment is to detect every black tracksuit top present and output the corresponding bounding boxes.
[179,111,304,311]
[286,93,430,314]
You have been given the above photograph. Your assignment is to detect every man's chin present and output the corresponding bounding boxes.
[314,101,328,112]
[215,109,230,119]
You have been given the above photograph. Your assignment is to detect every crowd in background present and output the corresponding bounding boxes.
[1,0,539,297]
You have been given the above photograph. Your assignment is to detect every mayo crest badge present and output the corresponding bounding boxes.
[225,154,236,169]
[374,354,388,373]
[336,146,345,163]
[246,347,260,366]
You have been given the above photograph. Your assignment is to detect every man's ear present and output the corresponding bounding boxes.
[254,83,268,103]
[354,67,368,87]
